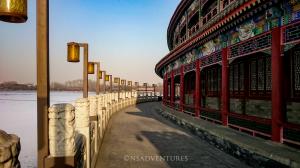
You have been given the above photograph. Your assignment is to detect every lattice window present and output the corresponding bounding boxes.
[250,60,257,91]
[239,62,245,91]
[184,61,196,72]
[257,58,264,91]
[201,0,218,25]
[249,55,271,97]
[204,66,221,97]
[229,32,271,59]
[220,0,235,10]
[210,69,214,91]
[234,64,239,92]
[168,84,171,97]
[175,83,182,100]
[291,51,300,98]
[201,71,206,96]
[201,51,222,68]
[285,21,300,43]
[265,57,272,91]
[294,53,300,91]
[211,69,215,91]
[229,66,233,94]
[218,67,222,93]
[230,61,245,97]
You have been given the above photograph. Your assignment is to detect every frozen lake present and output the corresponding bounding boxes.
[0,91,95,168]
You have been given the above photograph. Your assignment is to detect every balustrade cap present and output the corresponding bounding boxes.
[48,103,74,113]
[75,98,89,104]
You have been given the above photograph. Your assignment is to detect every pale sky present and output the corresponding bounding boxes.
[0,0,180,84]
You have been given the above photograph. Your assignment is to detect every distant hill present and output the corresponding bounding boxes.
[0,80,163,93]
[0,81,36,91]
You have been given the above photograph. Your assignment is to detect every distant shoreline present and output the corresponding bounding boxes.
[0,82,84,91]
[0,89,83,92]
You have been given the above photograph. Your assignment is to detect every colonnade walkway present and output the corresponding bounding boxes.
[95,102,250,168]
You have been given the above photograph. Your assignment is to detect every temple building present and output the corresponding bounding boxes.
[155,0,300,147]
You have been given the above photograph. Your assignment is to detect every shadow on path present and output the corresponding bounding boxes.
[96,102,251,168]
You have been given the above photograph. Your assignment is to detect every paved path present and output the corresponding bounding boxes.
[95,102,251,168]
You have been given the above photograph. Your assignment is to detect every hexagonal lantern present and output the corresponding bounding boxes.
[67,42,80,62]
[87,62,95,74]
[0,0,28,23]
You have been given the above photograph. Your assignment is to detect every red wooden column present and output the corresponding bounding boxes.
[163,75,166,103]
[171,70,175,107]
[180,65,185,111]
[271,27,284,143]
[195,60,201,117]
[221,47,229,126]
[166,73,169,102]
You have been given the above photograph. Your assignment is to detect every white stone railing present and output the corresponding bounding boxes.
[48,91,160,168]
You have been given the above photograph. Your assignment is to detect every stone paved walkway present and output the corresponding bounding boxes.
[95,102,251,168]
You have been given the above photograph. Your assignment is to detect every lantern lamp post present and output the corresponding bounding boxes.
[105,74,110,93]
[152,84,157,97]
[0,0,53,166]
[109,75,113,93]
[143,83,148,97]
[101,71,106,93]
[135,82,139,97]
[105,75,112,92]
[121,79,126,91]
[114,77,120,99]
[128,81,132,97]
[36,1,50,167]
[121,79,126,97]
[88,62,101,95]
[67,42,89,98]
[97,66,102,94]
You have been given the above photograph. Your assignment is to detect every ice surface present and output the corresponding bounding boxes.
[0,91,92,167]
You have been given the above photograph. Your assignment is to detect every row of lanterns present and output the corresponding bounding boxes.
[67,42,154,90]
[0,0,155,89]
[0,2,157,168]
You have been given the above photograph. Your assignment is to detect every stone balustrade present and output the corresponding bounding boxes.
[0,91,159,168]
[47,91,160,168]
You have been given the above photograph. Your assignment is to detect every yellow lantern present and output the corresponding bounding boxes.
[98,71,102,79]
[0,0,28,23]
[114,77,120,83]
[105,75,110,81]
[121,80,125,85]
[128,81,132,86]
[67,42,80,62]
[88,62,95,74]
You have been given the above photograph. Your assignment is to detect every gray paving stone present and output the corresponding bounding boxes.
[95,102,251,168]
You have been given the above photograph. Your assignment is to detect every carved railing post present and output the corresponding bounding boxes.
[75,98,90,168]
